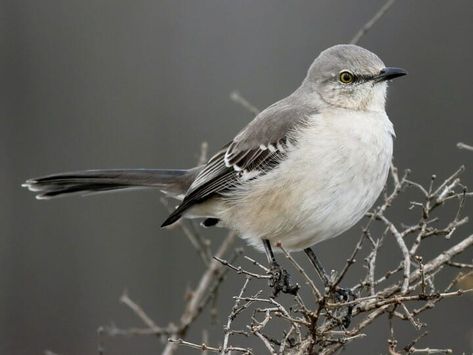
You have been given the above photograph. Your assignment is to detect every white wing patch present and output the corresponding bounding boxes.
[239,169,261,181]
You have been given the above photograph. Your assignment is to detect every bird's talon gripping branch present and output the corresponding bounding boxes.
[333,287,355,302]
[268,261,300,296]
[263,239,299,296]
[304,245,356,326]
[333,287,357,328]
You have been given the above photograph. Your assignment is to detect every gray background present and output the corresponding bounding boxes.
[1,0,473,354]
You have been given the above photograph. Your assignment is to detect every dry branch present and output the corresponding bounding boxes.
[100,162,472,354]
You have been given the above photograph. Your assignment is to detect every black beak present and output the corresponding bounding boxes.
[375,67,408,82]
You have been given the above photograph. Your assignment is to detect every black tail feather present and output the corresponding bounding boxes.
[160,212,183,228]
[23,169,193,200]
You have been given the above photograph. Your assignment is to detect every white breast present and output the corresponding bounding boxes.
[217,110,394,251]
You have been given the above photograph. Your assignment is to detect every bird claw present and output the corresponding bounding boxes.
[333,286,355,302]
[332,286,356,328]
[268,262,299,297]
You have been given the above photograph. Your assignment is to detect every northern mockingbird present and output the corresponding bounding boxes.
[24,44,406,295]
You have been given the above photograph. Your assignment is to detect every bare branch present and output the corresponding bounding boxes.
[457,142,473,151]
[230,91,260,116]
[408,348,453,354]
[120,291,161,330]
[162,233,236,355]
[378,215,411,294]
[278,243,321,300]
[222,277,251,353]
[214,256,271,279]
[350,0,397,44]
[168,338,221,353]
[103,162,472,355]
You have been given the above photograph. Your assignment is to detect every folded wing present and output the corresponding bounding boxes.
[161,99,315,226]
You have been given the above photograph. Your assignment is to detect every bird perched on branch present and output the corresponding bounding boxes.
[24,44,406,295]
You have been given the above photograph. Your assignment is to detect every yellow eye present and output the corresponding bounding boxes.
[339,71,354,84]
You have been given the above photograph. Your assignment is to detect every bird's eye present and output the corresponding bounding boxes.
[339,71,354,84]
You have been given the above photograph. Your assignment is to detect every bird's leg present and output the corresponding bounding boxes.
[304,247,330,286]
[263,239,299,296]
[304,247,354,295]
[304,247,356,327]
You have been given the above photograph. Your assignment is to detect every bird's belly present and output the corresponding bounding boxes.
[217,114,393,251]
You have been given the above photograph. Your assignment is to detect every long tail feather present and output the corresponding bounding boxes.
[23,169,195,200]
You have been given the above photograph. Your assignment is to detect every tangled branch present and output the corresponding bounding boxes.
[98,155,472,355]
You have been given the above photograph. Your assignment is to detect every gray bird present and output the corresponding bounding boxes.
[23,44,406,294]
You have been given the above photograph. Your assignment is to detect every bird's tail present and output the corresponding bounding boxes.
[22,168,197,200]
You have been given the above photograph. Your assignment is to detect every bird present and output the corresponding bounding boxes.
[23,44,406,295]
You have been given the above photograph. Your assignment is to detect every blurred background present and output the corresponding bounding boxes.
[1,0,473,354]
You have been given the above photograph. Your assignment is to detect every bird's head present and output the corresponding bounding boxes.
[304,44,407,112]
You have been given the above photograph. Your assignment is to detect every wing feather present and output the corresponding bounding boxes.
[161,97,317,226]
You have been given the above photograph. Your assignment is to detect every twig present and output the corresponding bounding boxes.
[403,330,429,353]
[333,232,367,288]
[222,277,251,354]
[230,91,260,116]
[163,233,236,355]
[278,243,321,300]
[120,291,161,330]
[378,215,411,294]
[244,255,270,273]
[214,257,271,279]
[400,302,422,330]
[253,330,277,355]
[202,330,209,355]
[168,338,221,353]
[102,324,174,337]
[457,142,473,151]
[367,237,382,295]
[350,0,397,44]
[198,142,209,165]
[447,261,473,269]
[408,348,452,354]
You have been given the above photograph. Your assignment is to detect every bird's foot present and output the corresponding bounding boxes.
[332,286,356,328]
[268,261,300,297]
[333,286,355,302]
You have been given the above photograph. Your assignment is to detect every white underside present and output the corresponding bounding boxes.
[187,109,394,251]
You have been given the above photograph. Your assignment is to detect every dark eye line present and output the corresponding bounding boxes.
[332,73,375,85]
[352,74,376,84]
